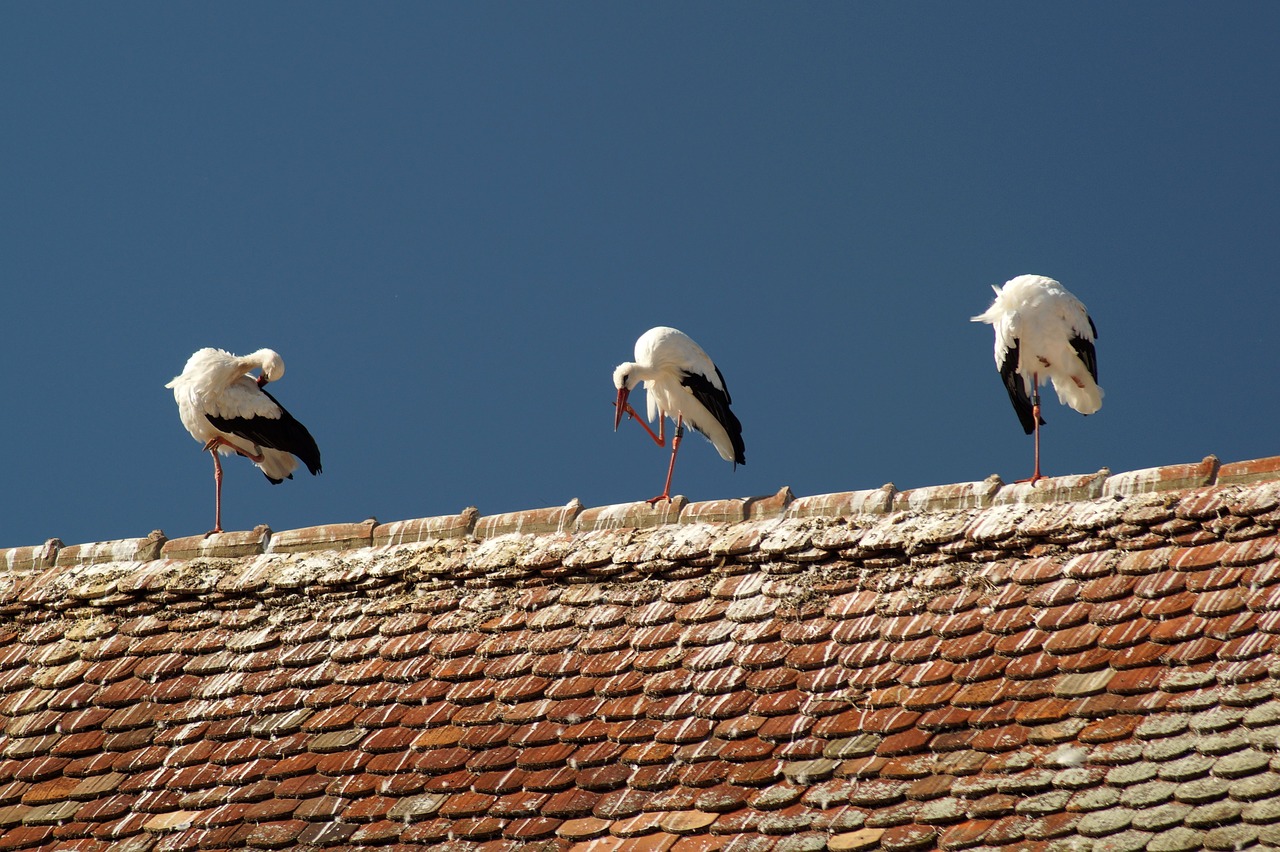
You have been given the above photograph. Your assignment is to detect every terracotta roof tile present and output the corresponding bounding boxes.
[6,461,1280,849]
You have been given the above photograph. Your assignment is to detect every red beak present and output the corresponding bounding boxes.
[614,387,630,431]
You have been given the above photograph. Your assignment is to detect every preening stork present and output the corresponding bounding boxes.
[613,326,745,504]
[972,275,1102,484]
[166,348,322,533]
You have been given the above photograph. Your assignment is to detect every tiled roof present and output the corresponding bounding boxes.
[1,454,1280,851]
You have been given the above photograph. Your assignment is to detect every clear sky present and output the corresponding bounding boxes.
[4,3,1279,547]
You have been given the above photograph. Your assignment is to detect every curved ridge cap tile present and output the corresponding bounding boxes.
[681,497,748,525]
[993,468,1111,506]
[161,525,271,561]
[474,500,583,540]
[11,452,1279,567]
[1102,455,1220,498]
[55,530,167,567]
[1219,454,1280,486]
[893,474,1003,513]
[267,519,378,554]
[786,484,895,519]
[372,507,478,547]
[574,497,687,532]
[0,538,62,573]
[745,485,794,521]
[680,486,795,526]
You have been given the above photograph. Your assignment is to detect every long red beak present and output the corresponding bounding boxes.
[614,387,630,431]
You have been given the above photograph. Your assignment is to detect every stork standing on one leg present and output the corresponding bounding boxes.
[972,275,1102,484]
[612,326,745,504]
[166,347,322,533]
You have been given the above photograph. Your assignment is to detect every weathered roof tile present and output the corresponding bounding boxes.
[5,460,1280,849]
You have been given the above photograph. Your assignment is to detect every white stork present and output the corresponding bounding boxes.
[613,326,745,503]
[972,275,1102,484]
[166,348,322,533]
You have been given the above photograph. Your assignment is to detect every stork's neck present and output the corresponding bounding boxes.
[243,349,285,383]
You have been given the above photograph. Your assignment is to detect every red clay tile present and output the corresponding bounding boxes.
[1206,610,1258,641]
[879,615,935,643]
[936,632,993,664]
[726,759,784,788]
[1193,588,1247,617]
[1154,613,1211,647]
[876,727,933,757]
[1026,579,1078,608]
[946,652,1004,683]
[1042,623,1100,656]
[928,609,983,640]
[1221,535,1278,565]
[1077,714,1140,744]
[1184,564,1246,592]
[503,815,561,840]
[1032,602,1091,632]
[652,718,717,747]
[892,658,954,688]
[1161,636,1223,666]
[982,605,1034,636]
[1095,617,1154,650]
[756,714,813,744]
[622,741,679,768]
[841,661,904,690]
[831,615,884,646]
[1109,641,1168,670]
[730,641,787,671]
[885,637,937,667]
[4,463,1280,851]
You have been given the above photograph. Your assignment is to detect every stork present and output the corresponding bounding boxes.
[166,348,322,533]
[613,326,745,503]
[972,275,1102,484]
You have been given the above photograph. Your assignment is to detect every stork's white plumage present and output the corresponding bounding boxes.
[613,326,745,504]
[972,275,1102,483]
[166,348,322,533]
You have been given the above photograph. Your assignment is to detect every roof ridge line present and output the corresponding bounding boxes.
[5,453,1280,570]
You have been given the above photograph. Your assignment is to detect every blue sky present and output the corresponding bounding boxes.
[4,3,1278,546]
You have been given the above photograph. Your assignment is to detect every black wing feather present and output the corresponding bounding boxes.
[1069,331,1099,385]
[999,339,1044,435]
[680,369,746,467]
[206,387,323,477]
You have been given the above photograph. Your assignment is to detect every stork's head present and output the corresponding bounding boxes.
[612,362,638,431]
[251,349,286,387]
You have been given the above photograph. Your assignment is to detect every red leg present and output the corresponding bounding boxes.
[647,416,684,504]
[204,435,265,464]
[202,436,264,534]
[616,402,666,447]
[1017,374,1044,485]
[210,450,224,534]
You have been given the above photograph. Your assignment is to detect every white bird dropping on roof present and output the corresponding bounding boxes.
[166,348,322,533]
[972,275,1102,484]
[612,326,745,504]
